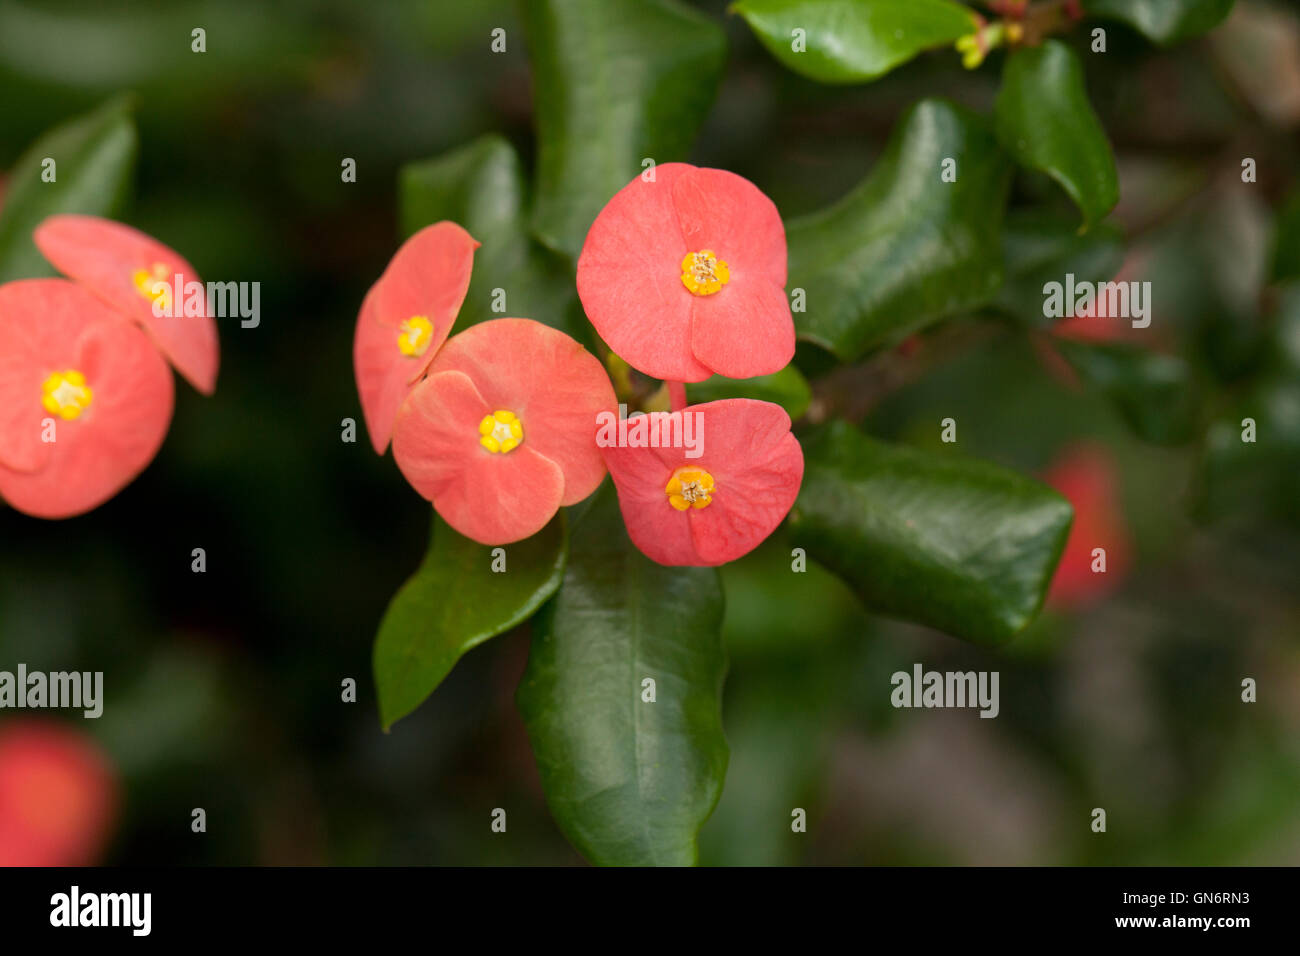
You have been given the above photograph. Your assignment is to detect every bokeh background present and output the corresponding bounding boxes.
[1,0,1298,865]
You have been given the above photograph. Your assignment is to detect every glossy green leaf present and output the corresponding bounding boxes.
[1085,0,1235,46]
[685,366,812,419]
[517,483,727,865]
[0,97,137,282]
[399,134,584,337]
[788,98,1011,361]
[995,41,1119,232]
[731,0,976,84]
[1053,339,1201,444]
[789,421,1073,645]
[374,512,567,731]
[523,0,726,258]
[996,211,1124,326]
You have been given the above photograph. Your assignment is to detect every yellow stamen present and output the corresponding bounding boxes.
[397,315,435,357]
[41,369,93,420]
[479,409,523,454]
[680,249,730,296]
[665,465,715,510]
[131,262,171,310]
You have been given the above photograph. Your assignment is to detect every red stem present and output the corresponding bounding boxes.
[667,381,687,412]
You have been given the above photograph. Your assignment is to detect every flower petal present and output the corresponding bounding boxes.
[353,221,478,453]
[392,369,566,545]
[669,167,794,378]
[602,398,803,566]
[425,318,615,505]
[690,275,794,379]
[601,443,699,565]
[691,462,802,564]
[0,280,173,519]
[576,163,711,382]
[354,288,415,455]
[0,279,88,473]
[34,214,219,395]
[671,166,788,286]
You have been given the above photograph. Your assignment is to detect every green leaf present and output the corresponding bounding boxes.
[374,512,567,731]
[1053,339,1201,445]
[789,421,1073,646]
[1084,0,1235,46]
[399,134,584,337]
[995,40,1119,232]
[788,98,1012,361]
[996,211,1124,326]
[685,366,812,419]
[523,0,727,258]
[0,97,137,282]
[731,0,976,84]
[517,482,728,865]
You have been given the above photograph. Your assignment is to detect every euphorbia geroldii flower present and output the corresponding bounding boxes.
[576,163,794,382]
[391,318,616,545]
[600,398,803,566]
[0,721,119,866]
[1042,442,1131,607]
[354,221,478,454]
[0,279,173,519]
[34,214,219,395]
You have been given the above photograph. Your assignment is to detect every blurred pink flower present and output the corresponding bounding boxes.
[0,720,119,867]
[1042,442,1132,607]
[0,279,173,519]
[35,214,220,395]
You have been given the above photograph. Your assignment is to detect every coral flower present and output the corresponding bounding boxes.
[0,721,119,866]
[577,163,794,382]
[600,398,803,566]
[0,279,173,519]
[1042,442,1132,607]
[391,318,616,545]
[34,214,219,395]
[354,221,478,454]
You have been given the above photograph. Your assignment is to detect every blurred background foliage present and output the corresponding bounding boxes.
[0,0,1297,865]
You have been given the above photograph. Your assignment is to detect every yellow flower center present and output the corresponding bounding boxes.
[666,465,715,510]
[397,315,435,357]
[41,369,93,420]
[680,250,730,296]
[131,262,171,309]
[479,409,523,454]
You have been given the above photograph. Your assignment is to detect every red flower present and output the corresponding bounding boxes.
[354,222,478,454]
[392,318,616,545]
[600,398,803,566]
[577,163,794,382]
[34,214,220,395]
[0,721,119,867]
[1042,442,1132,607]
[0,280,173,519]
